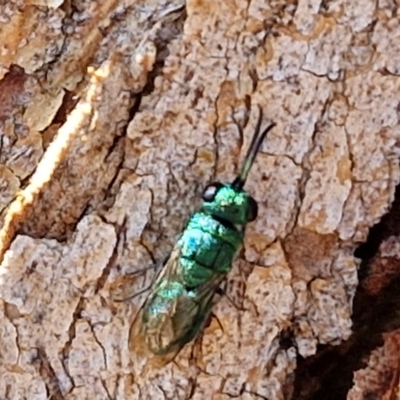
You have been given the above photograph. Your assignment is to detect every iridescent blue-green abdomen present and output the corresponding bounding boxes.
[177,212,243,288]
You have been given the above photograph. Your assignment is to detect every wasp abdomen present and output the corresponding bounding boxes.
[178,212,243,288]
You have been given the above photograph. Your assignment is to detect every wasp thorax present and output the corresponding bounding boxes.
[201,182,258,225]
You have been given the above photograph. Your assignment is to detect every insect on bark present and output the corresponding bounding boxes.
[129,107,276,356]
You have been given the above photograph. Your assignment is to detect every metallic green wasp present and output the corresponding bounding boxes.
[129,108,275,356]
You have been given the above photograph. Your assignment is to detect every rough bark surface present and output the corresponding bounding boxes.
[0,1,399,399]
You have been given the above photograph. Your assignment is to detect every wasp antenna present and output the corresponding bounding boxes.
[232,106,275,190]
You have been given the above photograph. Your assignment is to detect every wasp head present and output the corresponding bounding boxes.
[201,183,258,225]
[201,107,275,227]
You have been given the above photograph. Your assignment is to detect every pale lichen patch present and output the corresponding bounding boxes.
[299,123,352,234]
[293,0,324,36]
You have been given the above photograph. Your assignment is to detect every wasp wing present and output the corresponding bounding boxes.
[165,270,226,355]
[128,246,183,353]
[137,245,226,355]
[129,243,228,356]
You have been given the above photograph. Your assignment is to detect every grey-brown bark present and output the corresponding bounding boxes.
[0,1,400,399]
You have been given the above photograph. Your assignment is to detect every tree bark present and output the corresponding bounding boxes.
[0,1,399,399]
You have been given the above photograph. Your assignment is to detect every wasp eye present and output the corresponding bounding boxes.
[202,182,223,202]
[247,197,258,221]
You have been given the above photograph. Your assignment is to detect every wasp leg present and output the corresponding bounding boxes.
[113,268,155,302]
[126,253,169,276]
[126,265,157,276]
[114,265,157,302]
[115,255,169,302]
[114,283,153,302]
[190,302,223,361]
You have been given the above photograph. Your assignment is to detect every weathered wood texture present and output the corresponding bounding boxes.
[0,1,399,399]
